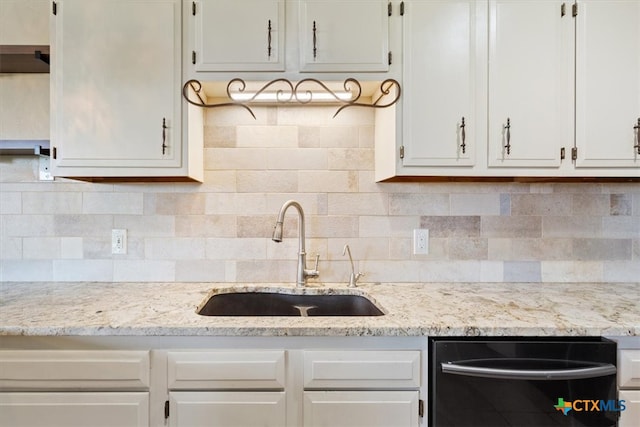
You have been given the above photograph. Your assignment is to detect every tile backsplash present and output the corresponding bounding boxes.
[1,106,638,283]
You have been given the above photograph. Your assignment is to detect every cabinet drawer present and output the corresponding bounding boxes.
[167,350,285,390]
[303,351,420,389]
[0,350,149,390]
[619,350,640,389]
[0,392,148,427]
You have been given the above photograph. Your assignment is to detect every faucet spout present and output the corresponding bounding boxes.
[272,200,319,287]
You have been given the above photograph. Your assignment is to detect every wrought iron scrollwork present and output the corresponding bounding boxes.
[182,78,401,119]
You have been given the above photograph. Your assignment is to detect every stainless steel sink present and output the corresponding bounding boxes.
[197,291,385,317]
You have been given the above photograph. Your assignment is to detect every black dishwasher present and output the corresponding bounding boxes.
[429,337,620,427]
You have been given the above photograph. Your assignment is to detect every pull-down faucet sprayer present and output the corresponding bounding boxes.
[272,200,319,287]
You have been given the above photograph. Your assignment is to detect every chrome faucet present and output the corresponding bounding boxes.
[272,200,319,287]
[343,244,363,287]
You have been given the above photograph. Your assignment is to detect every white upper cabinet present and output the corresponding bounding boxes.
[487,0,572,169]
[192,0,285,72]
[401,0,486,169]
[51,0,203,181]
[575,0,640,169]
[298,0,390,72]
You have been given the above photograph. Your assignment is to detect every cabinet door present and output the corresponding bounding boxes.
[488,0,572,168]
[303,391,419,427]
[192,0,285,72]
[299,0,389,72]
[51,0,183,175]
[169,391,286,427]
[0,392,148,427]
[401,0,486,168]
[619,390,640,427]
[575,0,640,169]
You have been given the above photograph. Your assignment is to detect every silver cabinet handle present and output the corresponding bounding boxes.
[634,118,640,155]
[460,117,466,154]
[161,118,167,155]
[504,117,511,155]
[441,359,616,381]
[312,21,317,59]
[267,20,272,58]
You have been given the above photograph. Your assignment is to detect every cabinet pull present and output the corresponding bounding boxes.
[313,21,317,60]
[634,118,640,155]
[162,118,168,155]
[267,20,272,58]
[460,117,467,154]
[504,117,511,155]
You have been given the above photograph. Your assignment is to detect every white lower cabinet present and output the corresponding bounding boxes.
[618,349,640,427]
[0,350,150,427]
[0,392,149,427]
[303,391,419,427]
[169,391,286,427]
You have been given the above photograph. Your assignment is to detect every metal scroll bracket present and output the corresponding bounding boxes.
[182,78,401,119]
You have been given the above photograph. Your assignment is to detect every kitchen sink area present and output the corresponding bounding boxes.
[197,290,385,317]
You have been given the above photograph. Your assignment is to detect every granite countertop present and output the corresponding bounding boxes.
[0,281,638,337]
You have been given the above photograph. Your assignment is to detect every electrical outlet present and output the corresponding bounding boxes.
[112,229,127,254]
[413,229,429,255]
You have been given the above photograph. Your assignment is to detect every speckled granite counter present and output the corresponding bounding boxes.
[0,282,638,337]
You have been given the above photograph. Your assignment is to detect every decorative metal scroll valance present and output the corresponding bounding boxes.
[182,78,401,119]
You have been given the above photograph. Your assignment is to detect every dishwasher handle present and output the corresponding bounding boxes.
[441,359,616,381]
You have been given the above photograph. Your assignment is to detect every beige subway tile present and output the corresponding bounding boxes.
[205,106,270,126]
[204,147,269,170]
[307,216,359,238]
[175,215,236,237]
[360,216,418,238]
[420,216,480,238]
[267,148,328,170]
[3,215,55,237]
[418,261,481,282]
[266,194,324,214]
[603,261,640,282]
[237,125,298,148]
[175,260,227,282]
[602,216,640,238]
[237,215,283,238]
[0,157,38,182]
[237,171,298,193]
[299,126,359,148]
[61,237,83,259]
[236,260,297,282]
[327,238,389,261]
[481,216,541,238]
[449,238,488,260]
[82,192,143,215]
[360,260,421,282]
[359,125,375,148]
[298,170,357,192]
[204,125,236,148]
[610,194,632,216]
[277,106,332,126]
[22,192,82,214]
[114,215,175,237]
[23,237,60,259]
[511,194,571,216]
[480,261,504,282]
[0,191,21,213]
[328,193,388,215]
[146,193,205,215]
[199,171,237,192]
[450,194,501,216]
[328,148,374,171]
[542,216,602,238]
[541,261,603,282]
[145,237,206,260]
[389,193,450,215]
[53,260,112,281]
[572,238,633,260]
[0,236,22,259]
[113,260,175,282]
[206,238,267,260]
[1,260,53,281]
[571,194,610,216]
[503,261,541,282]
[488,238,572,261]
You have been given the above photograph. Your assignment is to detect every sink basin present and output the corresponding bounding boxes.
[197,291,385,317]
